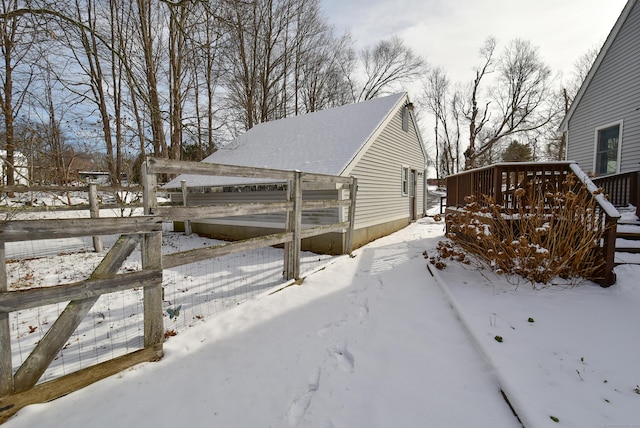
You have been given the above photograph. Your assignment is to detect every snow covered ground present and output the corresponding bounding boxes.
[4,213,639,427]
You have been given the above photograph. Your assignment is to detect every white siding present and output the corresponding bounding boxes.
[350,107,426,229]
[567,0,640,175]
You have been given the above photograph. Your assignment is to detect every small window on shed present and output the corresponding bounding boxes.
[402,103,414,132]
[401,167,409,195]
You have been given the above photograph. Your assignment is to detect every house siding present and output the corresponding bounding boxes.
[349,107,426,229]
[567,0,640,175]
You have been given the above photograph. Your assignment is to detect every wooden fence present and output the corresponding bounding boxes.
[0,158,355,423]
[144,158,357,280]
[0,216,164,423]
[0,184,143,213]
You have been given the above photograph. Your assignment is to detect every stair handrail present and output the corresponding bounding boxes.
[569,163,620,286]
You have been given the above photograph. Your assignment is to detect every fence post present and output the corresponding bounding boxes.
[141,161,164,351]
[291,171,302,280]
[88,184,104,253]
[345,176,358,254]
[0,242,12,396]
[181,180,192,236]
[142,160,157,216]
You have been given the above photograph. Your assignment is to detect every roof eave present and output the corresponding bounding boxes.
[340,93,410,176]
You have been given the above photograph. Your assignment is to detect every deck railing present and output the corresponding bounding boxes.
[445,162,620,287]
[592,171,639,218]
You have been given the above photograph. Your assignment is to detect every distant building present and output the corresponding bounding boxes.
[78,171,111,184]
[0,150,29,185]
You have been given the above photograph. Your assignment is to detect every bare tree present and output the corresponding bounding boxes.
[0,0,37,187]
[357,36,426,102]
[134,0,167,157]
[183,1,224,159]
[463,37,553,169]
[462,36,495,169]
[422,67,464,178]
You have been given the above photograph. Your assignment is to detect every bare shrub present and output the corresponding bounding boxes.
[439,174,608,285]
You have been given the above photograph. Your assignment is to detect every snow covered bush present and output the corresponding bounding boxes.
[438,174,608,285]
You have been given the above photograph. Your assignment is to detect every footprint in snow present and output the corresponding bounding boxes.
[332,345,355,373]
[286,368,321,426]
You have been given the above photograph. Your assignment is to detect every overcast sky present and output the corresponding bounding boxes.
[322,0,628,87]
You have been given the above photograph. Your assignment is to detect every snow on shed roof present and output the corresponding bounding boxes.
[165,93,407,188]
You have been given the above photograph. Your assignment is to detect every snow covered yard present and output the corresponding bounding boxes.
[3,216,639,427]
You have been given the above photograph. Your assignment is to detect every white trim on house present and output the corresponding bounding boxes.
[593,120,624,175]
[401,165,409,196]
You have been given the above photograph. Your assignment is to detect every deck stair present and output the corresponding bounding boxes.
[614,207,640,264]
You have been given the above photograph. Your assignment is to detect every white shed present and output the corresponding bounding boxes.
[0,150,29,186]
[165,92,428,253]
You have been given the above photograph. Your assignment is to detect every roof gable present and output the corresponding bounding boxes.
[166,93,408,187]
[559,0,637,131]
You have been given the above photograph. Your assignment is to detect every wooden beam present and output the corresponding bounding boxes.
[181,180,192,235]
[153,201,293,221]
[88,183,104,253]
[0,242,12,396]
[142,232,164,347]
[300,222,350,239]
[345,176,358,254]
[163,232,293,269]
[146,158,352,186]
[142,161,157,216]
[0,344,163,425]
[146,158,295,181]
[0,216,163,243]
[0,270,162,313]
[301,200,351,210]
[292,172,302,280]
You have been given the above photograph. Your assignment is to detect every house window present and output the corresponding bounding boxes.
[402,167,409,195]
[595,123,621,175]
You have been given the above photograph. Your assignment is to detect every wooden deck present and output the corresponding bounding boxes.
[445,162,637,287]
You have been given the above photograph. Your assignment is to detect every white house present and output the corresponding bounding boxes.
[0,150,29,186]
[165,92,428,253]
[559,0,640,176]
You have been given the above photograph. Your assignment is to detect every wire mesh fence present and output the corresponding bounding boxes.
[5,224,333,384]
[162,230,332,332]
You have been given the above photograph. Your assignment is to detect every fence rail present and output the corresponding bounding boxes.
[0,184,144,213]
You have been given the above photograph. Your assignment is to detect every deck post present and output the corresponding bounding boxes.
[600,215,618,287]
[493,165,502,205]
